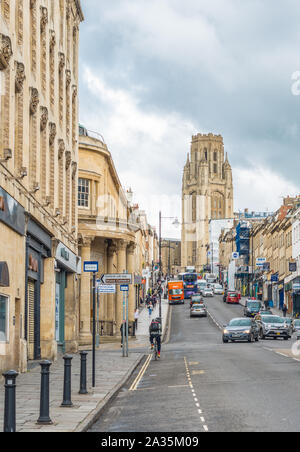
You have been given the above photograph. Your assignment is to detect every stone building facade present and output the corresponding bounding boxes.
[0,0,83,374]
[78,127,145,341]
[181,133,234,272]
[161,239,181,276]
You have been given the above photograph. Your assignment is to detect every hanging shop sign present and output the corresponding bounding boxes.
[0,187,25,236]
[56,242,78,273]
[289,262,297,273]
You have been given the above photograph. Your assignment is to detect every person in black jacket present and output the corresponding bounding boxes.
[120,321,127,348]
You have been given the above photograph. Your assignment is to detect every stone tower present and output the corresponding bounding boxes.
[181,133,234,271]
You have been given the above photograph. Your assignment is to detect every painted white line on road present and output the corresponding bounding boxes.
[203,425,209,432]
[129,354,152,391]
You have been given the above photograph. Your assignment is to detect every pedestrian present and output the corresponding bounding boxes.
[264,299,269,310]
[148,302,153,317]
[134,308,139,331]
[282,304,288,318]
[120,321,127,348]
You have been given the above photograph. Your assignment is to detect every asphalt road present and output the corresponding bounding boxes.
[89,296,300,432]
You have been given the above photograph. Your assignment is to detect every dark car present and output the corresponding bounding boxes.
[223,318,260,343]
[256,315,290,340]
[190,295,204,307]
[190,303,207,318]
[244,300,262,318]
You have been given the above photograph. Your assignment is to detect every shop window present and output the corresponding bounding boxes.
[78,178,90,208]
[0,295,8,342]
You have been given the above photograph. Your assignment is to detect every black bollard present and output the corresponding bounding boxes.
[37,361,52,425]
[79,351,88,395]
[3,370,18,433]
[61,355,73,407]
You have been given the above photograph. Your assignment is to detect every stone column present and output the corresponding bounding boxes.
[127,242,136,322]
[107,242,117,323]
[116,240,127,331]
[79,237,93,345]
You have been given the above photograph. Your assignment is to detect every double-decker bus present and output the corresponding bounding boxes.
[178,272,198,299]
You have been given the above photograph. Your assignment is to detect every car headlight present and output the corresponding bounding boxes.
[244,330,250,334]
[267,324,272,329]
[223,329,229,334]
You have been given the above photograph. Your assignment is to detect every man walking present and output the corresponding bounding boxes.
[282,304,288,318]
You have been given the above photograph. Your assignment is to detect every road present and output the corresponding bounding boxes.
[89,296,300,432]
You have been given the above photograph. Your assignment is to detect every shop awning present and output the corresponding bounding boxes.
[0,262,9,287]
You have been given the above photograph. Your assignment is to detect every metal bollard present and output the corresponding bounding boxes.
[3,370,18,433]
[79,351,88,395]
[61,355,73,407]
[37,361,52,425]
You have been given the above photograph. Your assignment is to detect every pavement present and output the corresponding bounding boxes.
[0,299,169,433]
[90,295,300,433]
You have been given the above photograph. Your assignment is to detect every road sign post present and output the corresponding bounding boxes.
[84,261,99,388]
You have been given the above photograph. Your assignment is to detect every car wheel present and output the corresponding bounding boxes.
[284,337,289,341]
[223,338,228,343]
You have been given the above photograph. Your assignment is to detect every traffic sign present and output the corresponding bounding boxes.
[120,285,129,292]
[97,284,116,294]
[84,261,99,273]
[271,273,279,283]
[232,252,239,260]
[101,273,132,285]
[256,258,266,267]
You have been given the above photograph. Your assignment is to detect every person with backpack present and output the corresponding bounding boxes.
[149,317,162,359]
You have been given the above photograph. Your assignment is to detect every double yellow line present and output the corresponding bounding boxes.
[129,354,152,391]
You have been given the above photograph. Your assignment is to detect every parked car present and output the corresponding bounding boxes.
[226,292,240,304]
[213,284,224,295]
[244,300,262,318]
[256,315,290,340]
[202,287,214,297]
[190,303,207,318]
[223,318,260,343]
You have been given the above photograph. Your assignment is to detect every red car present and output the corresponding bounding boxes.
[226,291,240,304]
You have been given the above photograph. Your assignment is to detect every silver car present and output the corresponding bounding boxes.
[294,319,300,339]
[202,288,213,297]
[190,303,207,318]
[213,284,224,295]
[257,315,290,340]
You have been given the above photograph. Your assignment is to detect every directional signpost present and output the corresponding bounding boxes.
[100,273,133,358]
[84,261,99,388]
[100,273,132,285]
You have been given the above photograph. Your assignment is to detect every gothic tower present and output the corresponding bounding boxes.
[181,133,234,271]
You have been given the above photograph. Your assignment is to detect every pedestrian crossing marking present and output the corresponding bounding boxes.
[192,370,205,375]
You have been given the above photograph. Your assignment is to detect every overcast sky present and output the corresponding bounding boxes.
[79,0,300,238]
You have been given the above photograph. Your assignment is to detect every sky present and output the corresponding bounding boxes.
[79,0,300,238]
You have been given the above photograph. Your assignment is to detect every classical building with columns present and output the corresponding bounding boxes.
[0,1,84,374]
[181,133,234,272]
[78,126,142,342]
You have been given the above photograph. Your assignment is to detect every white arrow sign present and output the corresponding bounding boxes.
[101,273,133,285]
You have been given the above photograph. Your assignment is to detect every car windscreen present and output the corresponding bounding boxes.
[192,296,202,301]
[169,289,182,295]
[183,274,198,283]
[192,304,204,309]
[247,302,261,309]
[228,319,252,327]
[294,320,300,326]
[215,285,223,289]
[261,316,285,324]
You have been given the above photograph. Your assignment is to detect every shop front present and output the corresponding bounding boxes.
[0,187,26,374]
[55,242,80,354]
[25,219,52,361]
